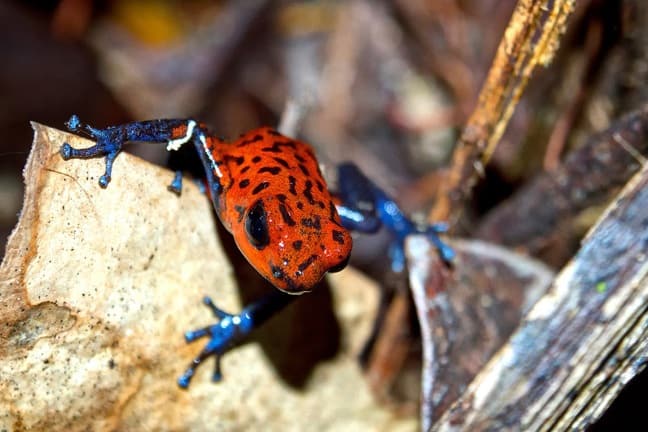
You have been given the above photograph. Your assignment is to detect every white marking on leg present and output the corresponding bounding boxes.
[200,134,223,178]
[166,120,196,151]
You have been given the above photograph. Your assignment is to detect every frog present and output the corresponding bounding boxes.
[59,115,454,387]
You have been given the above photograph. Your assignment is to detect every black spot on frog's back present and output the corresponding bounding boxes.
[236,134,264,147]
[261,140,298,153]
[273,157,291,168]
[279,203,296,226]
[296,254,318,275]
[303,180,315,204]
[252,181,270,195]
[288,176,297,196]
[258,166,282,175]
[332,230,346,244]
[301,215,321,231]
[224,155,245,165]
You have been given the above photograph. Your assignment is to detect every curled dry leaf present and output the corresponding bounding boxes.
[406,238,554,430]
[0,124,409,431]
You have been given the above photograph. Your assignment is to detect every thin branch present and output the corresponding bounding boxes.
[430,0,576,223]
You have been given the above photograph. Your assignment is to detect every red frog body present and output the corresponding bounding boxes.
[198,126,352,293]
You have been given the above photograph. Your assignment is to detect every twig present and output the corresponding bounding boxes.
[430,0,576,223]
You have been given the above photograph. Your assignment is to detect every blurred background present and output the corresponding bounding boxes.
[2,0,643,267]
[1,0,513,260]
[0,0,645,426]
[2,0,640,261]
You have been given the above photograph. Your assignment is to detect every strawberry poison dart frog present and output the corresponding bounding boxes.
[59,115,454,388]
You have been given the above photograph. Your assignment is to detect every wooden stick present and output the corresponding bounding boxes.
[430,0,575,223]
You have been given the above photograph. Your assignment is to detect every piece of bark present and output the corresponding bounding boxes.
[432,161,648,431]
[476,105,648,267]
[406,238,554,431]
[0,124,409,431]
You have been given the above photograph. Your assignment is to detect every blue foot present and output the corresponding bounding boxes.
[177,296,254,388]
[168,171,183,194]
[389,242,407,273]
[388,225,454,273]
[60,115,123,188]
[426,223,455,262]
[195,179,207,195]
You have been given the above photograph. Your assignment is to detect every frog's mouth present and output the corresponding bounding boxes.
[327,254,350,273]
[269,263,313,294]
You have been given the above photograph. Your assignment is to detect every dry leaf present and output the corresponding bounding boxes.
[407,238,554,430]
[0,124,410,431]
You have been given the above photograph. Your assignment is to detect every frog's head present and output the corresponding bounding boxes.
[228,190,352,294]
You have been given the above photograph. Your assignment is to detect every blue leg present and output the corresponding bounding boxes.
[335,162,454,268]
[166,171,209,196]
[59,115,221,195]
[168,171,184,194]
[425,223,455,262]
[178,292,296,388]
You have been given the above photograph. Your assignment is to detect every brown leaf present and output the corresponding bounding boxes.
[0,124,409,431]
[407,238,554,430]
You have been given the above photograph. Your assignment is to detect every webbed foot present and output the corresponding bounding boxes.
[60,115,123,187]
[177,296,253,388]
[426,222,455,262]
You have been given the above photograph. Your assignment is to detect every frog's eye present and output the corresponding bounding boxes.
[245,200,269,249]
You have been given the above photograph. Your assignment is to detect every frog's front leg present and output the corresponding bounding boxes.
[178,291,296,388]
[59,115,210,191]
[334,162,454,271]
